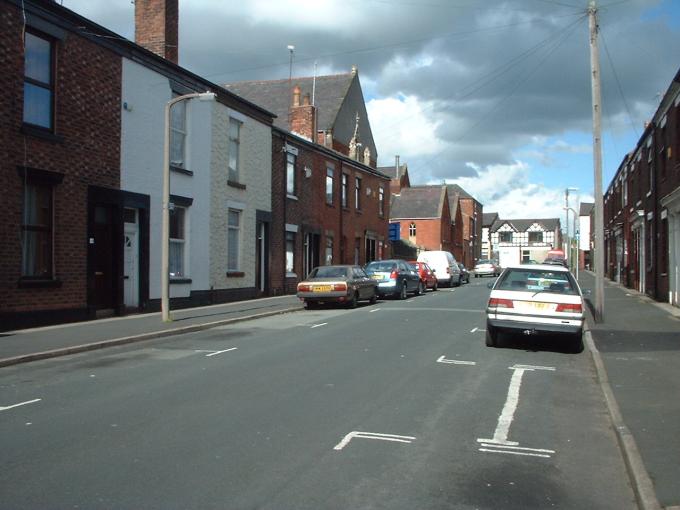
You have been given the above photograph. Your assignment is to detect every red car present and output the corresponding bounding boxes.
[409,261,439,291]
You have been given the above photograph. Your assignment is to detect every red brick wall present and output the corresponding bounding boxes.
[0,5,121,316]
[134,0,179,64]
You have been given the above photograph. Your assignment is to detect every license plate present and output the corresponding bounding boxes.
[516,301,552,311]
[529,302,551,310]
[313,285,332,292]
[371,275,383,280]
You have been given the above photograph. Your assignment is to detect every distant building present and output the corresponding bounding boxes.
[390,186,453,253]
[482,212,500,259]
[579,203,594,270]
[490,218,562,268]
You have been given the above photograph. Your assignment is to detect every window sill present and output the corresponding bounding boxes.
[170,165,193,176]
[18,278,62,289]
[355,209,363,214]
[21,124,63,144]
[285,272,298,279]
[226,271,245,278]
[287,194,299,201]
[170,278,192,284]
[326,203,335,208]
[228,180,246,190]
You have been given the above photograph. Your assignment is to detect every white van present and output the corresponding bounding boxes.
[417,250,462,287]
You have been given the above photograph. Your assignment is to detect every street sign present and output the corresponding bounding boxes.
[388,222,400,241]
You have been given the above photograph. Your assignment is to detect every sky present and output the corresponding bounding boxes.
[61,0,680,231]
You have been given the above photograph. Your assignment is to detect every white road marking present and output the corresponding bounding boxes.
[333,431,416,451]
[369,308,381,313]
[311,323,328,329]
[470,327,479,333]
[195,348,238,357]
[478,448,551,458]
[479,443,555,454]
[437,355,476,366]
[477,364,556,454]
[0,399,41,412]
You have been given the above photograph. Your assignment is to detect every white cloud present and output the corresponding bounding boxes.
[367,95,446,161]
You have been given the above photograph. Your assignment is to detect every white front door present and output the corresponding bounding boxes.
[124,209,139,308]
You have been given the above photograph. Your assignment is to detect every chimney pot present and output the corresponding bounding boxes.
[292,86,301,107]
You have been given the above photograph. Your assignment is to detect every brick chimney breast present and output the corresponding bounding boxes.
[135,0,179,64]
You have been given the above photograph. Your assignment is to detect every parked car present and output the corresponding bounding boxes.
[473,259,501,277]
[458,263,470,284]
[417,250,461,287]
[542,257,568,268]
[364,259,422,299]
[297,265,377,309]
[409,261,438,291]
[485,264,585,351]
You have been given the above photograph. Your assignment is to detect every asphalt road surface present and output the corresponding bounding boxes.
[0,279,636,509]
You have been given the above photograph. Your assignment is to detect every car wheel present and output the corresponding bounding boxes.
[572,331,584,353]
[432,281,438,291]
[399,283,408,300]
[485,324,498,347]
[369,293,377,304]
[305,301,317,310]
[415,282,424,296]
[347,291,358,309]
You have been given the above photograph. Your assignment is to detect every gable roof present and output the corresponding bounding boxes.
[482,212,499,227]
[225,73,353,133]
[446,184,474,200]
[491,218,561,233]
[390,186,447,220]
[579,202,594,216]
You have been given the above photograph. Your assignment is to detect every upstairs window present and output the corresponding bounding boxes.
[499,231,513,243]
[341,174,348,208]
[228,118,241,182]
[286,152,296,196]
[409,223,416,237]
[528,231,543,244]
[379,186,385,216]
[24,31,54,130]
[326,167,334,205]
[170,97,186,168]
[355,176,362,210]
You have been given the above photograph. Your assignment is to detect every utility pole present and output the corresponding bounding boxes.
[589,0,605,321]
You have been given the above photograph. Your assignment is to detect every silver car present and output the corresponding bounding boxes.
[297,265,377,309]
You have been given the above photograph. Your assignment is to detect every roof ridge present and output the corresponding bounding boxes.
[225,72,353,87]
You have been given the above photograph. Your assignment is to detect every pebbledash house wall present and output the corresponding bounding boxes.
[1,1,121,329]
[209,103,272,297]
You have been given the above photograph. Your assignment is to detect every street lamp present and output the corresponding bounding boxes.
[162,91,216,322]
[564,206,579,280]
[564,187,579,272]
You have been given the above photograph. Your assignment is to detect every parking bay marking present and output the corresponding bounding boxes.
[334,431,416,451]
[477,364,556,458]
[0,398,41,412]
[310,322,328,329]
[194,347,238,357]
[437,355,476,366]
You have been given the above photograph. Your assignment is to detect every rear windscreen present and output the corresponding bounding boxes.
[496,268,578,295]
[312,267,348,278]
[366,262,396,272]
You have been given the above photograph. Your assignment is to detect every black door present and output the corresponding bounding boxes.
[92,205,115,309]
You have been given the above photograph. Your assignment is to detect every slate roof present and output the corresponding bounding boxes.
[491,218,561,233]
[446,184,474,201]
[224,73,354,132]
[579,202,594,216]
[377,164,407,180]
[482,212,499,227]
[390,186,446,220]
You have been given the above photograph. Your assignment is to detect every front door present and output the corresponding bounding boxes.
[255,221,268,293]
[123,208,139,308]
[92,205,115,309]
[304,233,320,278]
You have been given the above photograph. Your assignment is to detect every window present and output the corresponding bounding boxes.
[326,167,334,205]
[622,179,628,207]
[170,97,186,168]
[528,232,543,243]
[379,186,385,216]
[24,31,54,130]
[21,182,53,278]
[228,118,241,182]
[409,223,416,237]
[499,231,513,243]
[286,231,295,274]
[522,250,531,263]
[169,206,186,277]
[325,237,333,265]
[342,174,348,208]
[285,153,296,196]
[355,177,361,209]
[227,209,241,271]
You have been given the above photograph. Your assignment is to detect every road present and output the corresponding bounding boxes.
[0,279,636,509]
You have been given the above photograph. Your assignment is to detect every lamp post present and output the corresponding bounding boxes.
[564,206,579,279]
[564,187,579,271]
[162,91,216,322]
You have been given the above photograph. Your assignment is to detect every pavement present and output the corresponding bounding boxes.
[1,275,679,509]
[0,295,303,367]
[579,271,680,510]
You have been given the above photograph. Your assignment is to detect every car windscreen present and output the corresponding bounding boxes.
[365,261,396,272]
[311,267,348,278]
[496,268,578,295]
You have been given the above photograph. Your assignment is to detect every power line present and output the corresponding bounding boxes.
[599,25,639,139]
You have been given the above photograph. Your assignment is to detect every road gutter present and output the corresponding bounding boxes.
[0,306,302,368]
[585,325,662,510]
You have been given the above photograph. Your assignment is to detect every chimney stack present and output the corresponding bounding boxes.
[290,91,316,141]
[135,0,179,64]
